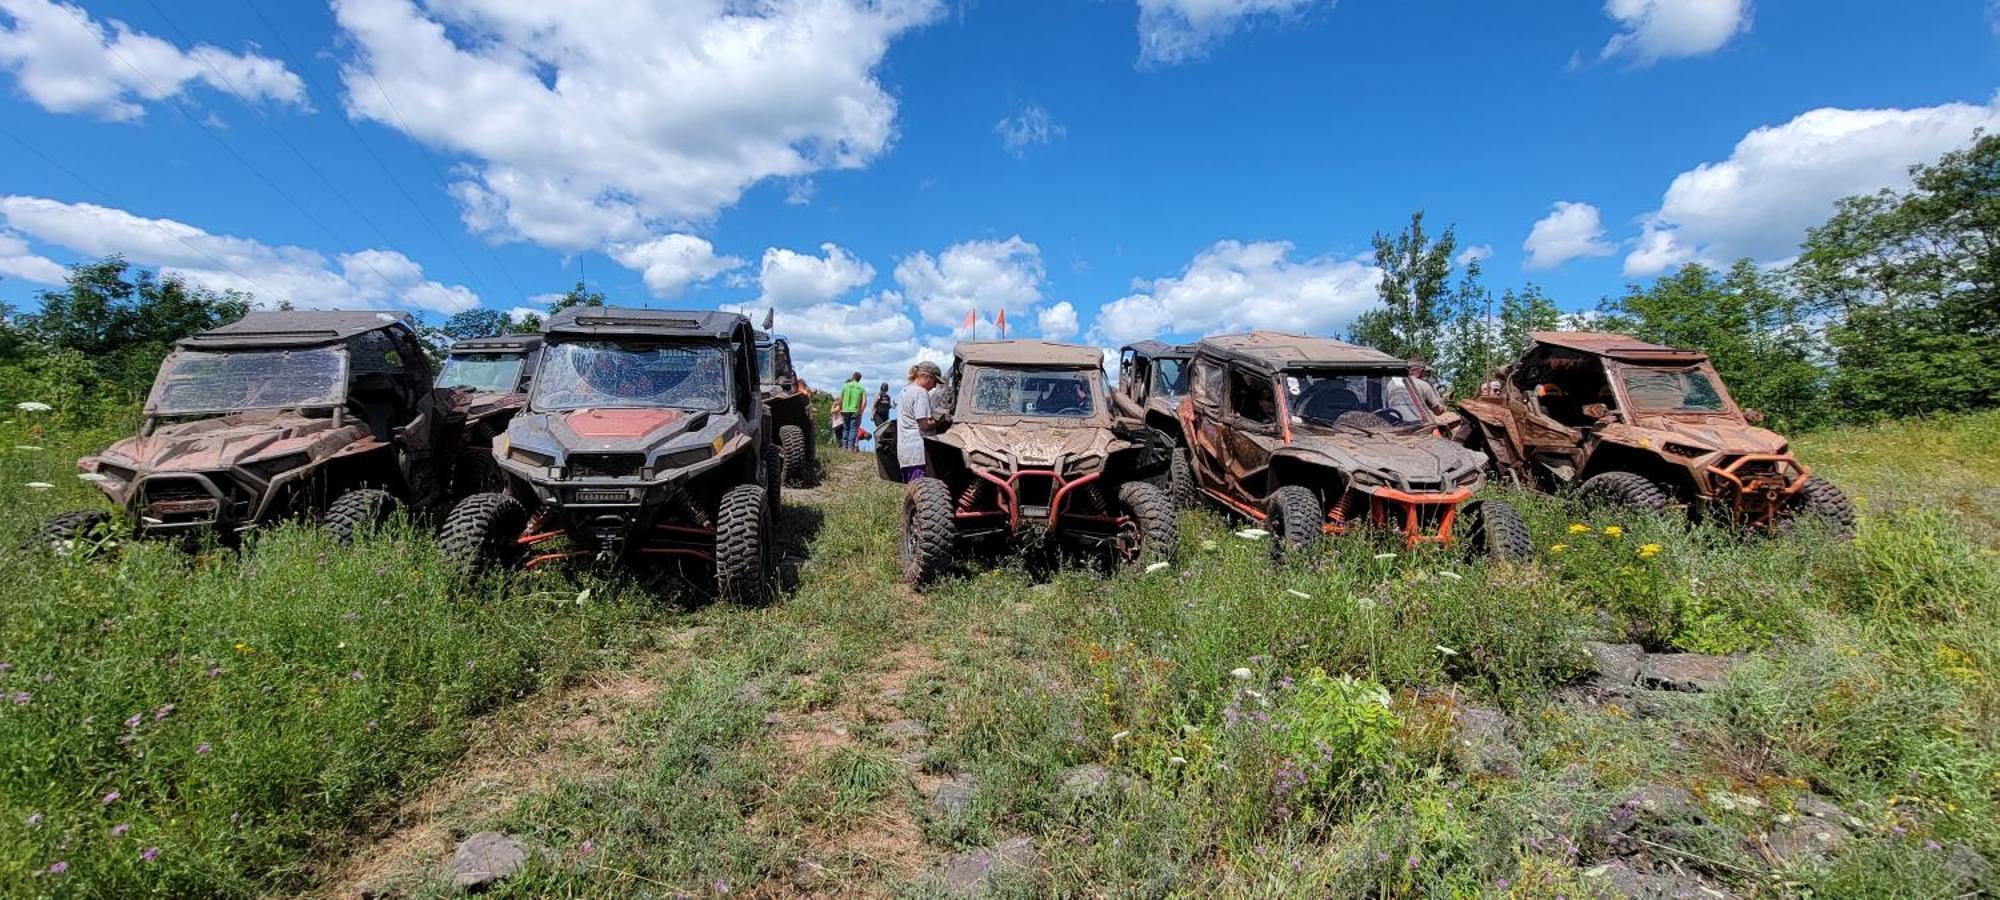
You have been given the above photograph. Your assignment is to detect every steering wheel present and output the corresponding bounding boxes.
[1371,406,1407,425]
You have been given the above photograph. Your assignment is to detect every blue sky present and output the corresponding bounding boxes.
[1,0,1996,386]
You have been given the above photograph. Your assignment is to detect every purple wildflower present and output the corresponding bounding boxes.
[153,703,175,720]
[349,670,365,682]
[12,691,28,705]
[111,823,130,836]
[26,812,42,826]
[206,666,222,678]
[125,712,142,728]
[1406,854,1419,870]
[196,742,211,755]
[140,847,159,863]
[579,840,595,855]
[101,790,120,805]
[44,861,68,875]
[1926,840,1942,852]
[0,660,11,671]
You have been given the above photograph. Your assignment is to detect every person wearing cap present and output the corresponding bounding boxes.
[1407,358,1449,416]
[896,362,941,482]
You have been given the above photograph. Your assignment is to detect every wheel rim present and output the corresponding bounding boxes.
[1113,516,1143,562]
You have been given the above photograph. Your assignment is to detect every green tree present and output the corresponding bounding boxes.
[547,281,606,314]
[1496,284,1561,359]
[440,308,510,340]
[1793,133,2000,417]
[1350,211,1458,364]
[11,257,249,404]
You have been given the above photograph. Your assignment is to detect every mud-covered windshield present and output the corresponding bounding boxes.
[756,345,776,384]
[968,367,1098,418]
[439,353,525,393]
[149,347,346,415]
[1152,358,1190,398]
[1284,371,1427,428]
[533,341,729,412]
[1620,368,1726,412]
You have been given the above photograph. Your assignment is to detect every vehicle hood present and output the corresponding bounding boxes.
[1610,416,1789,455]
[506,407,735,462]
[937,420,1125,470]
[88,412,364,473]
[1284,426,1487,492]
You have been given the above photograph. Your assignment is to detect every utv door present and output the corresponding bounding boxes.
[1219,366,1281,502]
[1182,356,1230,496]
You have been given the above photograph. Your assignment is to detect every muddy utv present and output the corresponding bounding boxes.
[54,310,466,548]
[1113,340,1197,506]
[756,331,820,487]
[437,333,543,492]
[875,340,1177,584]
[1178,332,1530,559]
[1454,332,1853,534]
[437,307,778,602]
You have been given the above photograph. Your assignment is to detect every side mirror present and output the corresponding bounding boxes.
[1581,402,1611,421]
[1743,408,1766,425]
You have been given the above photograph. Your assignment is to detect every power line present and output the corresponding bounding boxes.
[0,122,292,304]
[51,1,412,295]
[235,0,532,304]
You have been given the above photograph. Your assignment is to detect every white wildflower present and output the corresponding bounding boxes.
[15,401,51,413]
[1285,589,1311,599]
[1435,644,1458,656]
[1373,552,1396,560]
[1111,730,1130,744]
[24,482,52,490]
[1229,667,1252,681]
[1144,561,1170,574]
[1199,539,1218,551]
[1168,756,1187,766]
[1235,528,1268,540]
[1439,570,1462,581]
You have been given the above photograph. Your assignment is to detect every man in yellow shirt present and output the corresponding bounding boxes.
[838,371,867,450]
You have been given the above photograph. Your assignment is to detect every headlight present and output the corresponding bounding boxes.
[1349,470,1384,487]
[1066,455,1103,475]
[1662,442,1713,458]
[246,453,310,481]
[656,446,712,470]
[1453,468,1484,487]
[96,462,137,483]
[969,450,1005,469]
[508,446,556,467]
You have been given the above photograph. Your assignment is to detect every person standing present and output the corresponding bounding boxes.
[896,362,941,482]
[1407,358,1449,416]
[871,382,893,429]
[838,372,867,450]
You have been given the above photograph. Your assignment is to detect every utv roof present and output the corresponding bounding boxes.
[954,340,1105,369]
[179,310,417,349]
[1529,331,1709,363]
[545,307,748,341]
[1195,331,1405,372]
[447,334,543,355]
[1124,339,1194,359]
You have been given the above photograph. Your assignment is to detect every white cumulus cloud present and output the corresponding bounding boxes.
[607,234,743,299]
[1136,0,1325,66]
[0,195,478,313]
[0,228,65,284]
[0,0,304,121]
[1037,301,1080,340]
[331,0,940,251]
[754,243,875,310]
[1090,239,1380,345]
[893,236,1044,330]
[732,290,921,391]
[1522,201,1615,270]
[1598,0,1750,66]
[1624,93,2000,276]
[1454,244,1493,268]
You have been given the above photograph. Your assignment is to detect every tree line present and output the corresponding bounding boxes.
[1352,133,1999,430]
[3,135,1995,430]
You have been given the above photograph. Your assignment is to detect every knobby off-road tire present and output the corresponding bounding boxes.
[900,477,956,586]
[1167,447,1196,510]
[439,492,527,577]
[1785,475,1856,539]
[324,488,399,545]
[1266,485,1323,559]
[764,450,784,523]
[1115,480,1176,565]
[41,509,110,556]
[456,448,504,496]
[715,483,770,605]
[779,425,813,488]
[1460,499,1532,561]
[1578,471,1672,516]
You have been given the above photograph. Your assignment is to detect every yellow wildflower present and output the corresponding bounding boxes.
[233,642,252,654]
[1637,543,1662,559]
[1603,525,1624,538]
[1566,523,1590,535]
[1549,543,1568,553]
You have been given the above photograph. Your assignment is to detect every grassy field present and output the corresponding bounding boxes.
[0,409,1994,897]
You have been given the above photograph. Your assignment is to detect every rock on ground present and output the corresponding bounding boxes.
[445,831,527,892]
[1583,859,1737,899]
[1448,705,1522,777]
[1583,641,1645,687]
[1637,654,1736,692]
[1765,816,1848,866]
[938,836,1038,897]
[930,773,979,818]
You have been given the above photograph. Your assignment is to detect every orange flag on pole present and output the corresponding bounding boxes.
[961,308,977,333]
[995,308,1007,337]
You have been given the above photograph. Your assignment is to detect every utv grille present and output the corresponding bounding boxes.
[1016,471,1057,519]
[140,478,214,503]
[568,453,645,478]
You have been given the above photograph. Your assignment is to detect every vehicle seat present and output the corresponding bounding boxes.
[1299,385,1364,421]
[348,373,404,441]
